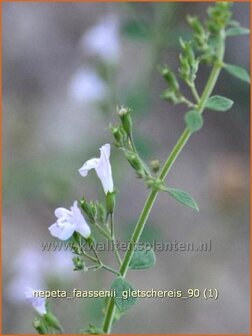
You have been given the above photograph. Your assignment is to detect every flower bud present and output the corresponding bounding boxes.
[96,202,106,225]
[111,126,122,142]
[161,89,182,105]
[187,16,205,36]
[72,256,85,271]
[80,199,96,223]
[111,125,126,147]
[117,106,133,137]
[124,151,146,178]
[86,235,96,247]
[106,191,116,215]
[150,159,161,173]
[125,151,142,171]
[145,177,164,192]
[160,66,180,92]
[207,2,232,33]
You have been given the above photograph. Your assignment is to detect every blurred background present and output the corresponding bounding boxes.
[2,2,250,334]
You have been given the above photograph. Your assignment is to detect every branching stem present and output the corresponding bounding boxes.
[102,30,225,334]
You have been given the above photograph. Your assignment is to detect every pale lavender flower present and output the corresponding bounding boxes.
[80,15,120,63]
[8,249,76,304]
[49,201,91,241]
[49,251,74,276]
[8,275,44,303]
[25,287,47,316]
[79,144,114,194]
[69,68,108,103]
[8,249,45,302]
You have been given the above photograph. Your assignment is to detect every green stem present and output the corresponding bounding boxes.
[110,214,122,266]
[102,31,225,335]
[90,244,102,265]
[190,83,201,103]
[94,222,112,241]
[101,264,121,276]
[181,95,195,108]
[82,251,97,263]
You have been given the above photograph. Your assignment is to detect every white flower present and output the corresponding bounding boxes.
[79,144,114,194]
[48,201,91,241]
[69,68,108,103]
[25,287,47,316]
[80,16,120,63]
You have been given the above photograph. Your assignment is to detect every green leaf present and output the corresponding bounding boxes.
[205,95,234,111]
[129,247,156,270]
[166,188,199,211]
[185,110,203,132]
[224,64,250,83]
[111,277,137,313]
[226,27,250,36]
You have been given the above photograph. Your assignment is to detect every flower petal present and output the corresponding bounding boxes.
[78,158,99,177]
[33,297,47,316]
[48,222,75,241]
[75,224,91,239]
[101,143,111,158]
[25,287,47,316]
[54,207,71,218]
[71,201,91,238]
[96,144,114,194]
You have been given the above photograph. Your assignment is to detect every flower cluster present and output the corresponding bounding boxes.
[48,143,114,243]
[25,144,115,327]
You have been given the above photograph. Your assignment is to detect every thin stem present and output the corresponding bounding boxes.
[87,262,120,275]
[94,222,112,241]
[101,264,121,276]
[87,265,100,270]
[190,82,201,103]
[89,237,121,275]
[102,31,225,334]
[110,214,122,266]
[82,251,97,263]
[90,244,102,265]
[180,95,196,108]
[109,213,115,238]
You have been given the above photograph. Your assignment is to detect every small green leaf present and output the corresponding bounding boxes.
[224,64,250,83]
[226,27,250,36]
[111,277,137,313]
[205,95,234,111]
[166,188,199,211]
[185,110,203,132]
[129,247,156,270]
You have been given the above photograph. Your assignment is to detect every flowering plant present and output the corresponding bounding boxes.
[27,3,249,334]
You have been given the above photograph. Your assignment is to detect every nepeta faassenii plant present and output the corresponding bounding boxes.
[27,3,250,334]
